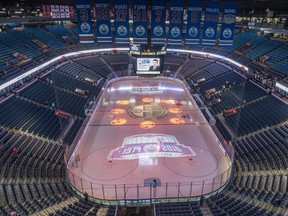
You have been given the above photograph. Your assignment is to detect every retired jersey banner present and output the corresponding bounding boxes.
[185,1,202,45]
[95,0,112,43]
[76,0,94,43]
[202,1,220,45]
[168,0,184,45]
[151,0,166,44]
[114,0,130,44]
[133,0,148,44]
[220,2,237,46]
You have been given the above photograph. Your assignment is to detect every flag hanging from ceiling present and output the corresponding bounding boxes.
[95,0,112,43]
[168,0,184,45]
[76,0,94,43]
[185,0,202,45]
[202,1,220,46]
[133,0,148,44]
[114,0,130,44]
[220,2,237,46]
[151,0,166,44]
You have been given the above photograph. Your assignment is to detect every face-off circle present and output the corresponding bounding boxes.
[111,109,126,114]
[168,108,182,114]
[142,97,154,103]
[116,100,130,105]
[111,118,127,125]
[140,121,155,129]
[170,118,185,124]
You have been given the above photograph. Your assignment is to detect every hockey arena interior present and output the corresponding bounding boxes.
[0,0,288,215]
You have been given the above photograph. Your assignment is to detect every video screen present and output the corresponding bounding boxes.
[136,58,161,74]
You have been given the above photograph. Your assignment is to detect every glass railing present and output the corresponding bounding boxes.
[64,154,233,205]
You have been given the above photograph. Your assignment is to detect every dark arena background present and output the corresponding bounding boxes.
[0,0,288,216]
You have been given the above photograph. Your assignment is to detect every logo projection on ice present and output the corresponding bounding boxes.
[108,134,196,160]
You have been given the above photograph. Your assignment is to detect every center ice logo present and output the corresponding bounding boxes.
[108,134,196,160]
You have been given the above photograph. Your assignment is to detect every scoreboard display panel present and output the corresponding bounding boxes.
[133,56,164,75]
[131,43,165,75]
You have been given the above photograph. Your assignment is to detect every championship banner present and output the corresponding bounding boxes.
[76,0,94,43]
[151,0,166,44]
[168,0,184,45]
[133,0,148,44]
[185,1,202,45]
[220,2,237,46]
[114,0,130,44]
[95,0,112,43]
[202,1,220,46]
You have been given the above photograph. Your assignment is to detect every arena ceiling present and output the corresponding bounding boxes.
[1,0,288,14]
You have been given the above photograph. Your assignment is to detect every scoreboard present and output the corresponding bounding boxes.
[130,43,166,75]
[136,57,162,74]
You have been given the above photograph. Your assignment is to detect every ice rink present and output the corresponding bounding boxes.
[67,77,232,201]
